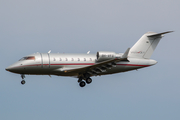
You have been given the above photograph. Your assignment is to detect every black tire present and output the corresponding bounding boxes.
[79,81,86,87]
[21,80,25,85]
[86,78,92,84]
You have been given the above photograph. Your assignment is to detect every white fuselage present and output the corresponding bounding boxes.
[6,53,157,77]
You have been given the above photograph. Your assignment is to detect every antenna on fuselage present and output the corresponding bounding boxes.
[48,50,51,53]
[87,51,90,54]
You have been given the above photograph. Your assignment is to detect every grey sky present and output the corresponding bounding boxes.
[1,0,180,120]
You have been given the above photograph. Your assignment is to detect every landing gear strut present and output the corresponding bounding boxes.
[21,74,26,85]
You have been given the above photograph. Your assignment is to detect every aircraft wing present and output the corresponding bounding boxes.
[61,48,130,75]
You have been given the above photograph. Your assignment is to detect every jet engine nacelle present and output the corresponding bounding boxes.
[96,51,119,62]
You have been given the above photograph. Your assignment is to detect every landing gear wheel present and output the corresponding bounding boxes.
[86,78,92,84]
[79,81,86,87]
[21,80,25,85]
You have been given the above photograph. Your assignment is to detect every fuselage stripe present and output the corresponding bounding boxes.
[117,64,150,67]
[50,63,95,65]
[12,63,150,68]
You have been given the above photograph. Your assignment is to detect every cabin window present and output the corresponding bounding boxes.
[90,58,92,61]
[19,56,35,61]
[72,58,74,61]
[66,58,68,61]
[53,58,56,61]
[78,58,80,61]
[60,58,62,61]
[84,58,86,61]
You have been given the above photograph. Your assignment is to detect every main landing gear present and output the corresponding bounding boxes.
[78,77,92,87]
[21,74,26,85]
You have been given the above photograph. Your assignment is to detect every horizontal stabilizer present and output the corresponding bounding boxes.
[147,31,173,38]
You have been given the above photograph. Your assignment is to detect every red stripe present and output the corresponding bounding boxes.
[20,64,42,67]
[117,64,150,67]
[24,63,149,67]
[10,64,41,69]
[11,63,94,68]
[50,63,95,65]
[12,63,150,69]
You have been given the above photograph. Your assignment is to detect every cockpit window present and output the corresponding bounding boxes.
[19,56,35,61]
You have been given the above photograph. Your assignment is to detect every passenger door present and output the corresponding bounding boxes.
[41,53,50,68]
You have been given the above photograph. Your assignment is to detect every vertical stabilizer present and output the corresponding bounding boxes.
[128,31,173,59]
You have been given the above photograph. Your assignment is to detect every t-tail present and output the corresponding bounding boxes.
[128,31,173,59]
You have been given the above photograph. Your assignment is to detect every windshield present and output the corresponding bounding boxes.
[19,56,35,61]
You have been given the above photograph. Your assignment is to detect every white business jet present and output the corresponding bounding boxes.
[6,31,172,87]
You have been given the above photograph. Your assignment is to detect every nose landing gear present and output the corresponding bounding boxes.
[21,74,26,85]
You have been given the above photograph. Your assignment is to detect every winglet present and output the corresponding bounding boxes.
[87,51,90,54]
[147,31,173,37]
[48,50,51,53]
[122,48,130,58]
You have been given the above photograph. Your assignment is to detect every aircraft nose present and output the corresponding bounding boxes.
[6,68,9,71]
[5,63,21,73]
[5,66,13,72]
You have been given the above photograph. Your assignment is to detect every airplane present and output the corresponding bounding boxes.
[6,31,173,87]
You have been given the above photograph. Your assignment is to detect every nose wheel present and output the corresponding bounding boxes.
[21,80,26,85]
[21,74,26,85]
